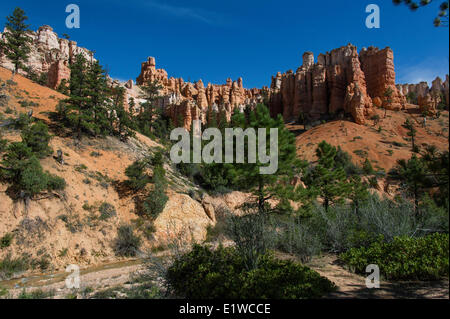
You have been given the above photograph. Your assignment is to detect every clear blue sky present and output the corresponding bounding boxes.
[1,0,449,88]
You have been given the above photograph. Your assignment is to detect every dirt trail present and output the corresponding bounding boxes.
[0,259,145,298]
[1,253,448,299]
[307,254,449,299]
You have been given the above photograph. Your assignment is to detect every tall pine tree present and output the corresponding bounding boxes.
[1,7,32,74]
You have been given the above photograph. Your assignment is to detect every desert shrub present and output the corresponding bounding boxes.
[0,233,13,249]
[114,225,141,257]
[335,146,361,176]
[340,233,449,281]
[18,288,54,299]
[303,195,447,254]
[166,245,336,299]
[273,217,322,263]
[99,202,117,220]
[225,204,275,270]
[0,253,29,280]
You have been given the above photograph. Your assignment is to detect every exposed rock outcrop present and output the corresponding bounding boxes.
[268,44,379,125]
[397,75,449,114]
[136,57,263,129]
[0,25,95,89]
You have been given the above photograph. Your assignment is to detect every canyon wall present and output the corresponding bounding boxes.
[0,25,95,89]
[267,44,406,125]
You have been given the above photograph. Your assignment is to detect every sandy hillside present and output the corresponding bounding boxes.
[0,67,214,273]
[293,105,449,172]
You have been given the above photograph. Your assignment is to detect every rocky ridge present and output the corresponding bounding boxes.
[0,25,95,89]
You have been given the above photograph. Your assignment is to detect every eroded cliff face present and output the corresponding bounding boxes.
[136,57,264,129]
[267,44,407,125]
[0,25,95,89]
[397,75,450,114]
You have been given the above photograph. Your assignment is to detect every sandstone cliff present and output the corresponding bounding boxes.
[267,44,407,125]
[136,57,263,129]
[397,75,450,114]
[0,25,95,89]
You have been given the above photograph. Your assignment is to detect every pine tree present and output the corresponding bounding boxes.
[348,175,370,215]
[110,86,135,140]
[229,104,299,213]
[21,121,53,158]
[302,141,352,211]
[389,154,426,214]
[61,53,90,138]
[0,7,32,74]
[137,80,163,135]
[403,118,417,152]
[143,165,168,218]
[86,60,110,136]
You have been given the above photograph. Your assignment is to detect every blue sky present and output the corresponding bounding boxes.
[1,0,448,88]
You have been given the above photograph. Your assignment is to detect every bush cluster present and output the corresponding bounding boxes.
[340,233,449,281]
[166,244,336,299]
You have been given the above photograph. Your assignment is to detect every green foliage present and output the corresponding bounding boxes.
[21,121,52,158]
[362,158,374,174]
[114,224,141,257]
[392,0,449,27]
[124,159,151,191]
[0,142,65,198]
[0,233,13,249]
[302,141,352,211]
[142,166,168,218]
[166,244,336,299]
[0,253,29,280]
[0,7,32,73]
[135,80,163,136]
[341,233,449,280]
[0,132,7,153]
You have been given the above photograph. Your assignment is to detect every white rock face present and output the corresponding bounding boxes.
[0,25,95,87]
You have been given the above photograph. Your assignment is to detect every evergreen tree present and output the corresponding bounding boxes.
[0,142,64,198]
[137,80,163,135]
[229,104,299,213]
[392,0,448,27]
[348,175,370,215]
[86,60,110,136]
[143,165,168,218]
[0,7,32,74]
[110,86,135,141]
[389,154,426,214]
[302,141,352,211]
[60,53,90,138]
[403,118,418,152]
[125,158,151,191]
[21,121,52,158]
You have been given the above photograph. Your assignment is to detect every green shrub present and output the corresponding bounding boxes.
[166,245,336,299]
[340,233,449,281]
[114,225,141,257]
[0,233,13,249]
